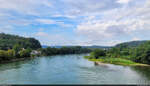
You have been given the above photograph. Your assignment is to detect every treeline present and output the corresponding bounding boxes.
[86,41,150,65]
[39,46,92,56]
[0,33,41,50]
[0,45,92,63]
[0,44,32,62]
[0,33,92,63]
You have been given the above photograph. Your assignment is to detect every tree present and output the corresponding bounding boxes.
[106,48,121,58]
[6,49,15,60]
[0,33,41,50]
[19,49,31,58]
[130,41,150,64]
[0,50,6,61]
[13,44,21,57]
[90,49,106,59]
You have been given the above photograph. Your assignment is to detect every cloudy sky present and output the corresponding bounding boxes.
[0,0,149,46]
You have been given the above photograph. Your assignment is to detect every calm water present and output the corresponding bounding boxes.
[0,54,150,84]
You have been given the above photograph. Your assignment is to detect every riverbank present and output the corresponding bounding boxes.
[0,57,33,64]
[1,54,150,84]
[85,56,149,66]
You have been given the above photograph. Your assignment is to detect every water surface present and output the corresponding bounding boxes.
[0,54,150,84]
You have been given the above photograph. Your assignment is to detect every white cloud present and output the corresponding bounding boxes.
[75,0,150,46]
[0,0,53,16]
[61,0,122,18]
[0,0,149,46]
[36,19,56,25]
[132,37,140,41]
[0,25,14,33]
[35,31,75,46]
[117,0,132,4]
[35,32,49,37]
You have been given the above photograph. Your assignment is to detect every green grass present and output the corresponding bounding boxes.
[84,56,92,59]
[84,56,148,66]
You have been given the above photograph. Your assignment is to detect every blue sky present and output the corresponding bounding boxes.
[0,0,149,46]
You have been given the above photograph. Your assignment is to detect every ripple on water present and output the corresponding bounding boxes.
[0,54,150,84]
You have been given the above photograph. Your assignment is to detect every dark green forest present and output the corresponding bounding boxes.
[39,46,91,56]
[115,40,148,48]
[0,33,42,50]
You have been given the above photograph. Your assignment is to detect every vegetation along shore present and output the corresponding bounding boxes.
[85,41,150,66]
[1,33,150,67]
[0,33,91,64]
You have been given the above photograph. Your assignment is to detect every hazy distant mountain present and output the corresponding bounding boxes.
[42,40,150,49]
[42,45,62,48]
[42,45,112,49]
[42,45,50,48]
[82,45,112,49]
[115,40,148,47]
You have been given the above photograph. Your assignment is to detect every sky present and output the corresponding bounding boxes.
[0,0,149,46]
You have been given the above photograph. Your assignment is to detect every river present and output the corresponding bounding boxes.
[0,54,150,84]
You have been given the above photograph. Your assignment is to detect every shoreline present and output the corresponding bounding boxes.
[86,57,150,67]
[0,57,33,65]
[0,53,88,65]
[94,61,149,67]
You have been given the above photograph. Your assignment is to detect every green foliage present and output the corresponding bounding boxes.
[106,48,121,58]
[19,48,32,58]
[89,58,140,66]
[0,50,6,61]
[0,49,15,61]
[90,49,106,59]
[115,40,147,48]
[86,40,150,65]
[13,44,22,56]
[0,47,32,62]
[131,41,150,64]
[0,33,41,50]
[40,46,92,56]
[6,49,15,59]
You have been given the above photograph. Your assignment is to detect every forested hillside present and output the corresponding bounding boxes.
[0,33,41,50]
[115,40,148,48]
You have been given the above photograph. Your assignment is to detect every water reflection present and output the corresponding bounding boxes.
[131,66,150,81]
[0,58,32,71]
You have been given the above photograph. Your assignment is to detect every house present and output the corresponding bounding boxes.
[31,50,41,56]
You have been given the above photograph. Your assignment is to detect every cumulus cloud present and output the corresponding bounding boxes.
[62,0,122,17]
[35,19,56,25]
[35,31,80,46]
[0,0,149,46]
[0,25,14,33]
[132,37,140,41]
[117,0,132,4]
[75,0,150,46]
[0,0,53,15]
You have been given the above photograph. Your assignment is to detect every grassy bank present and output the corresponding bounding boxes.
[84,56,149,66]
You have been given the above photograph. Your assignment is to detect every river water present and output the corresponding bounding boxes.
[0,54,150,84]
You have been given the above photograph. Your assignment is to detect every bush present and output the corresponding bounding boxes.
[19,49,31,58]
[6,49,15,60]
[0,50,15,61]
[90,49,106,59]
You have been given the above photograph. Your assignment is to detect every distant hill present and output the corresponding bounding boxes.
[42,45,50,48]
[42,45,112,49]
[115,40,148,48]
[43,41,150,50]
[42,45,62,48]
[0,33,41,50]
[82,45,112,49]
